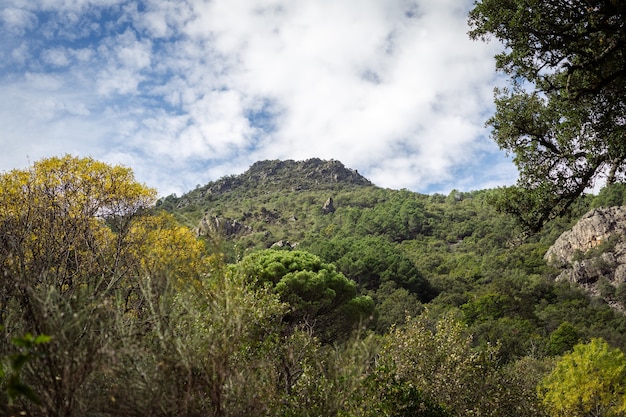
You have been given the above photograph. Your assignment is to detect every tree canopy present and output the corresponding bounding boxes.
[469,0,626,231]
[539,338,626,417]
[8,155,626,415]
[235,249,374,340]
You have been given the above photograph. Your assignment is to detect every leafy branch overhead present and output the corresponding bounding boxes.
[469,0,626,232]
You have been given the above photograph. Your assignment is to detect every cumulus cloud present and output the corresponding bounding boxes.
[1,7,38,35]
[0,0,514,196]
[172,0,507,190]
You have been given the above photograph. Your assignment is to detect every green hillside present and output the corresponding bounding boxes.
[5,155,626,416]
[160,158,626,356]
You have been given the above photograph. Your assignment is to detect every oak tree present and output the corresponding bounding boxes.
[469,0,626,231]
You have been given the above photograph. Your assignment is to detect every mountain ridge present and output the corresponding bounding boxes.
[155,157,626,359]
[158,158,374,211]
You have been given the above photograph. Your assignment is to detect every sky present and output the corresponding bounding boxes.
[0,0,518,197]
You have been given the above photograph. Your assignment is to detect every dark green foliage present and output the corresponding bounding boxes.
[373,282,423,333]
[358,366,450,417]
[616,282,626,308]
[160,162,626,362]
[11,155,626,415]
[548,322,580,356]
[593,182,626,208]
[235,249,374,341]
[0,332,51,414]
[469,0,626,231]
[301,235,436,301]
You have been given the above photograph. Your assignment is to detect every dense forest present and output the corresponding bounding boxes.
[3,155,626,416]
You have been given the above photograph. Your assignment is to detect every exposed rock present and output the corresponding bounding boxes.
[271,240,298,249]
[545,206,626,310]
[545,206,626,265]
[245,158,372,188]
[257,207,281,223]
[195,215,253,238]
[322,197,335,214]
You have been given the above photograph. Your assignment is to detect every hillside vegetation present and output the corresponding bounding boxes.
[4,156,626,416]
[160,158,626,353]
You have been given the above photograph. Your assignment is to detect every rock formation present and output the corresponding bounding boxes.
[545,207,626,265]
[271,240,297,249]
[545,206,626,309]
[195,215,253,238]
[322,197,335,214]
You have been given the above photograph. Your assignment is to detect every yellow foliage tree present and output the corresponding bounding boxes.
[538,338,626,417]
[0,155,208,416]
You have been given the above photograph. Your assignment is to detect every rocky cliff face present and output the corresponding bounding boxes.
[545,206,626,309]
[545,207,626,265]
[243,158,372,190]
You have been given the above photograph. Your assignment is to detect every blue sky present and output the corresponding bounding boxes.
[0,0,517,197]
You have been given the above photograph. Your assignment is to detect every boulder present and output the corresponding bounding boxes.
[195,215,253,238]
[322,197,335,214]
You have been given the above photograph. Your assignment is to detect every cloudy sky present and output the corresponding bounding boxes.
[0,0,517,197]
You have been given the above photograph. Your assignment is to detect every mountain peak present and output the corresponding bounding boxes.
[244,158,372,189]
[159,158,374,210]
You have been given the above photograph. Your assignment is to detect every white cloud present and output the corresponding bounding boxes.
[174,0,502,178]
[0,0,514,197]
[42,47,71,67]
[8,42,31,65]
[1,7,38,35]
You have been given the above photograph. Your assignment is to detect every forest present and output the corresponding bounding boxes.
[3,154,626,417]
[2,0,626,415]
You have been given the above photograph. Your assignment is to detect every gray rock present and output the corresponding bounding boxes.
[545,206,626,311]
[322,197,335,214]
[195,215,253,238]
[271,240,298,249]
[545,206,626,265]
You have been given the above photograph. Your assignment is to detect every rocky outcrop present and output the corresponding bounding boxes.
[195,215,253,238]
[545,207,626,265]
[545,206,626,309]
[322,197,335,214]
[244,158,373,190]
[160,158,374,211]
[271,240,298,249]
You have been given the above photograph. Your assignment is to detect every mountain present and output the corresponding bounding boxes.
[159,158,371,207]
[159,158,626,357]
[156,158,377,246]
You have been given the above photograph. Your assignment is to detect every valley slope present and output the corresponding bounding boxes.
[160,158,626,358]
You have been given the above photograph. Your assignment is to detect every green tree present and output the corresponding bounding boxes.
[593,183,626,208]
[0,155,159,416]
[378,312,502,416]
[302,235,436,301]
[539,338,626,417]
[0,332,51,415]
[548,322,580,356]
[0,155,213,416]
[354,365,450,417]
[469,0,626,231]
[373,281,423,333]
[235,249,374,341]
[284,333,378,417]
